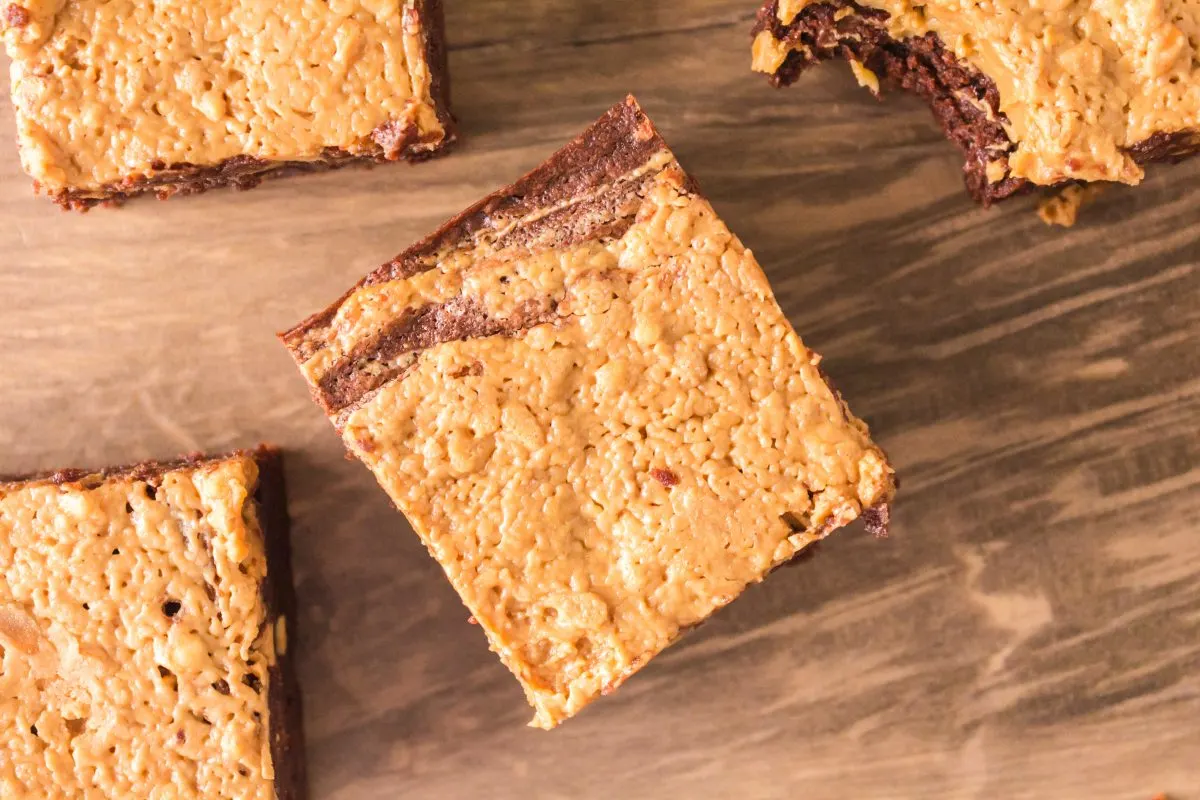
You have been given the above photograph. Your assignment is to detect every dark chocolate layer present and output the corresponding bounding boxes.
[317,295,559,414]
[364,96,670,286]
[1128,129,1200,163]
[254,448,307,800]
[755,0,1200,204]
[0,446,260,487]
[418,0,455,146]
[755,0,1025,204]
[53,128,452,212]
[279,96,672,389]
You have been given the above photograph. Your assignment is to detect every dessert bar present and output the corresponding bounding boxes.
[281,96,895,728]
[752,0,1200,204]
[0,447,303,798]
[1,0,453,208]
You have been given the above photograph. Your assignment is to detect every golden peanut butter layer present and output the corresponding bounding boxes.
[282,97,896,729]
[0,451,293,799]
[755,0,1200,188]
[0,0,452,205]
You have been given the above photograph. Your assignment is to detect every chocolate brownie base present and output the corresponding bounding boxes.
[253,448,307,800]
[421,0,455,150]
[1,446,305,799]
[51,140,451,211]
[754,0,1200,205]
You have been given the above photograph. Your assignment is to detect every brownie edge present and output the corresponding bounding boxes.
[420,0,455,144]
[254,448,307,800]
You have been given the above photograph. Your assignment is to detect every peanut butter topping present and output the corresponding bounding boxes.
[285,99,895,729]
[1,0,446,194]
[0,456,276,798]
[764,0,1200,186]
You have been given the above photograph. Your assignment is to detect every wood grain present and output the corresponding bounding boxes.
[2,2,1198,798]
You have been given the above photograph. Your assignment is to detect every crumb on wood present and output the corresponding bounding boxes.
[1037,183,1106,227]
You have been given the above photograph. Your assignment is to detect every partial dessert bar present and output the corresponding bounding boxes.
[0,447,303,799]
[280,96,896,728]
[1,0,453,208]
[752,0,1200,204]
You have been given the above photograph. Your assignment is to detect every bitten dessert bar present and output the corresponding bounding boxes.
[752,0,1200,204]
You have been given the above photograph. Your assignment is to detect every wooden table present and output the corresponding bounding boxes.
[3,2,1198,798]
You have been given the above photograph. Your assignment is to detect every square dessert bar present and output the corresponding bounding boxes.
[0,447,303,798]
[752,0,1200,205]
[281,96,896,728]
[0,0,453,208]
